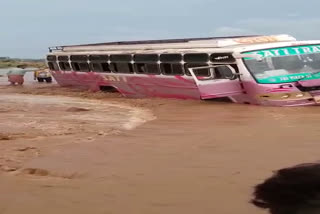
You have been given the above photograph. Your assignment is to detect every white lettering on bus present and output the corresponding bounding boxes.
[281,48,290,55]
[263,51,275,57]
[272,49,281,56]
[301,47,312,54]
[292,48,301,54]
[312,46,320,52]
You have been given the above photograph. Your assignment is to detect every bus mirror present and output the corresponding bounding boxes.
[227,73,241,80]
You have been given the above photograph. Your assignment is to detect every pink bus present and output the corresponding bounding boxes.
[47,34,320,106]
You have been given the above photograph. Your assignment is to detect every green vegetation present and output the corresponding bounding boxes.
[0,58,47,69]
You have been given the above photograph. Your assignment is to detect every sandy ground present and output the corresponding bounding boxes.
[1,73,320,214]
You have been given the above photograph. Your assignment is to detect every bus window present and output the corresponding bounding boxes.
[90,63,111,73]
[90,63,102,72]
[184,63,210,76]
[71,62,81,71]
[115,63,133,73]
[161,63,184,75]
[134,63,160,74]
[59,62,71,71]
[215,66,234,79]
[48,62,59,71]
[101,63,111,72]
[135,63,146,73]
[110,63,117,72]
[79,63,90,72]
[160,54,182,63]
[145,64,160,74]
[184,53,209,63]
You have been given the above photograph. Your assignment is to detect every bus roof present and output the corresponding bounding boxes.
[49,34,296,53]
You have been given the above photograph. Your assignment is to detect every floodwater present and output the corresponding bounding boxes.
[1,73,320,214]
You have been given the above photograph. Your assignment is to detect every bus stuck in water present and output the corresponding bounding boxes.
[47,34,320,106]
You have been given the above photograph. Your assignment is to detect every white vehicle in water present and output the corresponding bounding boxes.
[47,34,320,106]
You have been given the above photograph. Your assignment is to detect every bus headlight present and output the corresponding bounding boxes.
[258,92,312,101]
[295,93,304,98]
[281,94,290,99]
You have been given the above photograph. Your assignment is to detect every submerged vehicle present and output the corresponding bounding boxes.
[46,34,320,106]
[34,69,52,83]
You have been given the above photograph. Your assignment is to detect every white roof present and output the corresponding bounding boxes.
[49,34,297,55]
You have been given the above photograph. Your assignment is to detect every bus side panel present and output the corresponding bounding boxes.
[51,71,202,99]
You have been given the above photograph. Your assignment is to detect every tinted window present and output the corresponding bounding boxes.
[135,63,146,73]
[70,55,88,61]
[90,63,111,73]
[71,62,80,71]
[110,55,132,62]
[90,63,102,72]
[110,63,117,72]
[89,55,109,61]
[47,55,57,61]
[58,55,69,61]
[146,64,160,74]
[101,63,111,72]
[134,63,160,74]
[79,63,90,72]
[160,54,182,62]
[48,62,59,71]
[161,63,184,75]
[114,63,133,73]
[184,63,210,76]
[215,66,234,79]
[134,54,158,62]
[59,62,71,71]
[184,53,209,62]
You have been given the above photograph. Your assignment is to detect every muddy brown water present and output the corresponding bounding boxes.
[1,74,320,214]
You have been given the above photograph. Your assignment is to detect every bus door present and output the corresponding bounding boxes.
[188,65,244,99]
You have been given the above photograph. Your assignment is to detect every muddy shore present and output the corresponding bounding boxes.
[1,74,320,214]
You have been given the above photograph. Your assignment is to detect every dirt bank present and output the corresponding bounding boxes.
[1,82,320,214]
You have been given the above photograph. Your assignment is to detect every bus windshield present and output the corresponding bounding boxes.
[243,44,320,84]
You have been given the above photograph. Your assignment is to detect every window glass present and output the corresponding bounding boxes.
[184,53,209,63]
[59,62,71,71]
[90,63,103,72]
[160,54,182,62]
[101,63,111,72]
[184,63,210,76]
[89,55,109,61]
[47,55,56,61]
[134,54,158,62]
[71,62,81,71]
[70,55,88,61]
[115,63,133,73]
[215,66,234,79]
[58,56,69,61]
[146,64,160,74]
[110,63,117,72]
[110,55,132,62]
[79,63,90,72]
[135,63,146,73]
[161,63,184,75]
[48,62,59,71]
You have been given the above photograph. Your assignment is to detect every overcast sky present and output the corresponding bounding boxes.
[1,0,319,58]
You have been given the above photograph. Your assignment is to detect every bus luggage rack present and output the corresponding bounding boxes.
[48,46,64,52]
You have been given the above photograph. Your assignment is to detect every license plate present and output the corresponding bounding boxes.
[314,96,320,103]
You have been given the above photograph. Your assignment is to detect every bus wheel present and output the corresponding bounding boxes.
[37,78,44,82]
[45,77,52,83]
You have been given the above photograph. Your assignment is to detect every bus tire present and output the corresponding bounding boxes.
[37,78,44,82]
[45,77,52,83]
